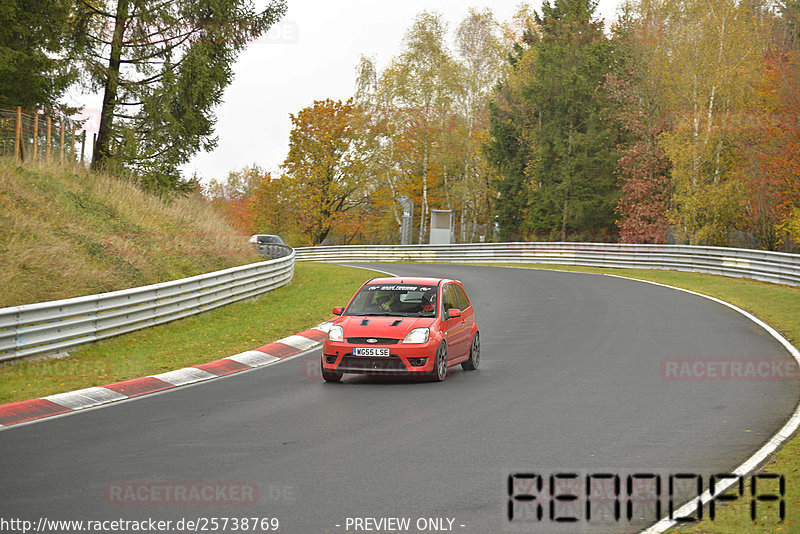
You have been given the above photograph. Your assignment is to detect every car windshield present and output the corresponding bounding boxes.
[345,284,438,317]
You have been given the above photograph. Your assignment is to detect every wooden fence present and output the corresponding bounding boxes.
[0,106,89,165]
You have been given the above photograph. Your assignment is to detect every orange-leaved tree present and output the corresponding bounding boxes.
[751,47,800,247]
[203,166,264,234]
[282,99,370,245]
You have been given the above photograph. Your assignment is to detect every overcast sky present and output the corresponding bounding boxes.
[69,0,622,184]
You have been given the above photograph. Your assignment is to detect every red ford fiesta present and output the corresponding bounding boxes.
[321,277,480,382]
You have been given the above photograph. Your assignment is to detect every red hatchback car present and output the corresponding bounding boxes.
[321,277,480,382]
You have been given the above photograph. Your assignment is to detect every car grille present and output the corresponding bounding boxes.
[339,356,408,371]
[346,337,400,345]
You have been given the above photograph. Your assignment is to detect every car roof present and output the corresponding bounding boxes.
[249,234,284,242]
[365,277,451,286]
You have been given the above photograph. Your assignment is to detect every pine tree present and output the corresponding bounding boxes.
[77,0,286,191]
[485,0,620,241]
[483,11,538,241]
[0,0,77,109]
[526,0,619,240]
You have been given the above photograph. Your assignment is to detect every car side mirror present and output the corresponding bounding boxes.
[447,308,462,319]
[333,306,343,316]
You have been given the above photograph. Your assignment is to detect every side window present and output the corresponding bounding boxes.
[454,284,470,311]
[442,284,459,314]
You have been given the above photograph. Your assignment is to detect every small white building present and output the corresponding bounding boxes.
[429,209,454,244]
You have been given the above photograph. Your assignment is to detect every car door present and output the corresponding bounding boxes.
[452,282,475,360]
[453,282,475,341]
[441,283,468,359]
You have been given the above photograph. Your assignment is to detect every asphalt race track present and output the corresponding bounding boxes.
[1,263,798,534]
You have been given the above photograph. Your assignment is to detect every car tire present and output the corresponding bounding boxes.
[321,361,343,382]
[461,332,480,371]
[430,342,448,382]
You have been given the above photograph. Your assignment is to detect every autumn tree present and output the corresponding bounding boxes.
[605,7,672,243]
[637,0,770,245]
[453,8,507,242]
[203,166,264,233]
[353,55,409,242]
[248,173,296,241]
[349,9,510,244]
[282,99,369,245]
[742,1,800,248]
[776,0,800,45]
[380,11,460,243]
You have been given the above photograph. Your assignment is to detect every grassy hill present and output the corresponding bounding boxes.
[0,158,259,308]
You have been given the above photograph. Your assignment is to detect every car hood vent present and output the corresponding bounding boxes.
[360,319,370,326]
[390,319,403,326]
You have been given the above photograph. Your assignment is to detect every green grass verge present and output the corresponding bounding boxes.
[490,263,800,533]
[0,263,380,404]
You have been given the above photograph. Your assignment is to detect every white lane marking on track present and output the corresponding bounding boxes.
[45,387,128,410]
[332,264,397,278]
[0,265,396,430]
[314,321,334,333]
[228,351,280,367]
[276,335,318,352]
[152,367,216,386]
[0,345,324,432]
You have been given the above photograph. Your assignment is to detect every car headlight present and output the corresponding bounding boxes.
[402,328,429,344]
[328,325,344,342]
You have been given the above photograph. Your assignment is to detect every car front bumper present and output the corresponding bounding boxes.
[322,341,437,375]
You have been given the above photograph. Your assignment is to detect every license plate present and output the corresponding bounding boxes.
[353,347,390,357]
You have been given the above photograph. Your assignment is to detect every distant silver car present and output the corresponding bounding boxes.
[249,234,289,259]
[249,234,286,246]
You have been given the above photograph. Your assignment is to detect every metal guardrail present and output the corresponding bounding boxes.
[0,246,294,362]
[257,243,291,260]
[294,242,800,287]
[5,241,796,362]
